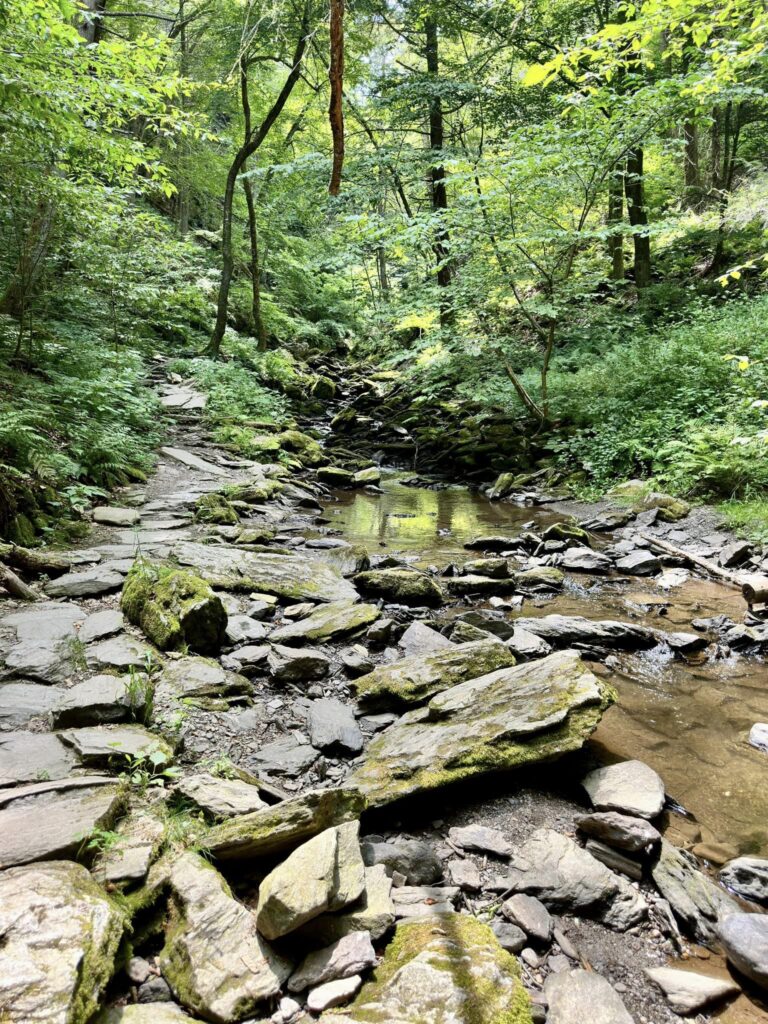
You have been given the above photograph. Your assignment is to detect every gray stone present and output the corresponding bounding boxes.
[93,506,141,526]
[448,858,481,891]
[288,931,376,992]
[3,604,85,683]
[665,631,708,654]
[506,627,552,659]
[501,828,647,930]
[718,913,768,991]
[45,567,124,597]
[719,540,751,567]
[0,682,58,729]
[97,1005,195,1023]
[256,821,365,939]
[749,723,768,753]
[514,614,656,649]
[61,724,172,766]
[219,644,270,675]
[361,838,442,885]
[462,557,511,579]
[391,884,460,918]
[268,644,331,684]
[172,540,359,603]
[86,635,153,671]
[501,893,553,942]
[97,811,165,884]
[0,861,125,1023]
[341,644,374,676]
[491,920,526,953]
[224,614,269,644]
[448,823,511,858]
[561,547,612,573]
[137,977,173,1003]
[645,966,740,1014]
[126,956,152,984]
[175,773,267,818]
[719,856,768,904]
[574,811,661,854]
[351,651,614,807]
[585,839,643,880]
[159,446,229,475]
[271,600,380,645]
[0,731,77,786]
[353,568,444,606]
[353,638,516,711]
[307,974,362,1012]
[79,609,125,643]
[309,698,364,755]
[582,759,665,819]
[545,969,633,1024]
[251,736,319,777]
[615,550,662,575]
[651,840,739,947]
[158,656,250,699]
[160,851,291,1018]
[398,620,453,657]
[52,674,142,727]
[0,776,122,867]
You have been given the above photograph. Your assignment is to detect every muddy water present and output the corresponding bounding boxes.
[324,473,768,856]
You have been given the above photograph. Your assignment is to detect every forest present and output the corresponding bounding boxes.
[3,3,768,1024]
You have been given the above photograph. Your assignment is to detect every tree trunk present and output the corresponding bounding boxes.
[243,174,267,348]
[624,147,651,289]
[710,101,741,274]
[683,117,704,210]
[607,164,624,281]
[207,10,309,358]
[424,15,453,327]
[78,0,106,43]
[328,0,345,195]
[0,200,55,322]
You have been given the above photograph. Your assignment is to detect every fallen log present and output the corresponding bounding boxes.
[0,543,72,577]
[637,533,742,589]
[0,561,39,601]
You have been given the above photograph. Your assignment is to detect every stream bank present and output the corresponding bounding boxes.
[0,360,767,1024]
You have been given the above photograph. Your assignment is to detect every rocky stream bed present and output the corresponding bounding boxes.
[1,361,768,1024]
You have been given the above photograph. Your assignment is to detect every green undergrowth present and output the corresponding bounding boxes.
[718,498,768,543]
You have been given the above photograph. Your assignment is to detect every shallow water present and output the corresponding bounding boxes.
[324,473,768,856]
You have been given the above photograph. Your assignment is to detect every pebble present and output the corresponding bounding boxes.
[307,974,362,1012]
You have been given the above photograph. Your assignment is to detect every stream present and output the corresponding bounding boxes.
[320,471,768,858]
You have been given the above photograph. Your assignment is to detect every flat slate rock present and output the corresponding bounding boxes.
[308,698,364,755]
[296,864,394,946]
[52,674,140,727]
[561,547,612,573]
[448,823,512,857]
[3,604,85,683]
[172,540,359,603]
[270,600,379,645]
[86,635,153,671]
[251,736,319,777]
[398,620,453,657]
[0,682,59,729]
[98,1005,195,1022]
[288,931,376,993]
[513,614,657,649]
[361,838,442,885]
[158,656,250,700]
[645,966,740,1014]
[574,811,661,854]
[79,609,125,643]
[175,773,267,818]
[60,724,172,765]
[160,446,229,475]
[0,776,123,867]
[0,861,125,1024]
[582,759,665,819]
[93,506,141,526]
[45,567,125,598]
[350,650,614,806]
[0,731,77,786]
[545,968,634,1024]
[651,839,739,947]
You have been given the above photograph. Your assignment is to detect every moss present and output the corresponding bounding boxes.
[193,493,239,525]
[277,428,323,466]
[318,466,355,487]
[311,375,337,399]
[225,479,283,503]
[513,566,564,589]
[8,512,36,546]
[122,561,227,653]
[67,873,128,1024]
[353,569,445,607]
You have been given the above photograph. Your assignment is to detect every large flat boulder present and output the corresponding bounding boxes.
[2,602,86,684]
[157,656,251,701]
[0,731,77,786]
[270,600,379,644]
[171,540,359,603]
[651,840,740,947]
[500,828,647,931]
[544,968,633,1023]
[582,759,665,819]
[52,674,142,728]
[350,651,615,806]
[0,681,59,729]
[352,569,444,606]
[513,614,657,649]
[59,724,173,767]
[718,913,768,991]
[352,638,516,711]
[160,852,291,1020]
[0,776,124,867]
[324,915,531,1024]
[174,773,267,819]
[202,785,367,860]
[0,861,125,1023]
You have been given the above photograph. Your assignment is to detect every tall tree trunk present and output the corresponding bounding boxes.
[683,117,703,210]
[177,0,190,236]
[424,15,453,327]
[207,11,309,358]
[0,200,55,321]
[624,147,651,289]
[328,0,345,195]
[711,101,741,274]
[243,174,267,348]
[78,0,106,43]
[607,164,624,281]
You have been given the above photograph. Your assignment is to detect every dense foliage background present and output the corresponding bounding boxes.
[2,0,768,542]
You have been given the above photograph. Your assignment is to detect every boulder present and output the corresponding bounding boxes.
[2,602,85,684]
[448,823,511,858]
[311,375,337,399]
[288,932,376,993]
[251,737,318,777]
[224,614,268,644]
[645,966,740,1014]
[174,773,267,818]
[268,644,331,684]
[561,547,612,573]
[270,600,379,645]
[582,759,665,819]
[52,674,143,727]
[507,627,552,659]
[202,786,366,861]
[719,540,751,567]
[464,535,520,551]
[462,557,510,578]
[256,822,365,940]
[574,811,661,854]
[398,620,453,657]
[513,614,656,649]
[298,864,395,946]
[501,893,553,943]
[513,566,565,590]
[500,828,647,930]
[719,856,768,904]
[352,638,516,711]
[160,852,291,1020]
[60,724,173,767]
[444,574,519,596]
[45,567,124,598]
[449,858,481,891]
[544,969,633,1024]
[361,839,442,885]
[350,651,615,807]
[171,540,359,603]
[615,550,662,576]
[308,698,364,755]
[651,840,739,947]
[0,861,125,1023]
[488,471,518,500]
[491,920,527,953]
[79,609,125,643]
[353,466,381,486]
[353,568,444,606]
[327,915,531,1024]
[318,466,356,487]
[0,730,77,786]
[718,913,768,991]
[86,635,153,671]
[121,562,227,654]
[193,492,239,525]
[95,810,165,885]
[0,776,123,867]
[157,657,250,700]
[0,681,59,729]
[307,974,362,1012]
[93,506,141,526]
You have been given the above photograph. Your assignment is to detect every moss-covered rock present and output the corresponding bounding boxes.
[226,479,284,504]
[321,914,532,1024]
[513,566,564,590]
[488,471,518,501]
[639,491,691,522]
[270,600,380,645]
[353,569,444,607]
[278,429,324,466]
[318,466,356,488]
[121,561,227,654]
[311,375,337,399]
[193,493,239,526]
[352,466,381,487]
[350,650,616,807]
[353,638,516,711]
[542,521,591,546]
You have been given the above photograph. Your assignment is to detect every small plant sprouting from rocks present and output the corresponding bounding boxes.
[119,750,181,793]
